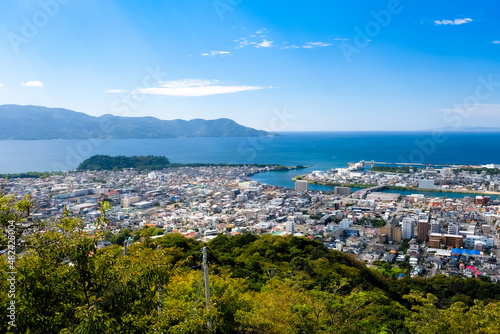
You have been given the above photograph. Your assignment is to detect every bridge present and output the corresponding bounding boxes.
[352,185,387,199]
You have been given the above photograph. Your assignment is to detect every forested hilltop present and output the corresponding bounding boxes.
[2,194,500,333]
[76,154,303,172]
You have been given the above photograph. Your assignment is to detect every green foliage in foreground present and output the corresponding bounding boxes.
[2,193,500,333]
[104,226,164,246]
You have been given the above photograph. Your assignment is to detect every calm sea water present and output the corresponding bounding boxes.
[1,132,499,199]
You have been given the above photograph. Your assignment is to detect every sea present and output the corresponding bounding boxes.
[1,132,499,199]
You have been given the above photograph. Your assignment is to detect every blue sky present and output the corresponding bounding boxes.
[0,0,499,131]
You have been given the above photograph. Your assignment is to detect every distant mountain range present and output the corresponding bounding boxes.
[0,105,271,140]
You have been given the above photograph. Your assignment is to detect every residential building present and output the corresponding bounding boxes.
[295,180,308,192]
[417,220,428,242]
[448,223,459,235]
[285,220,295,234]
[418,180,435,189]
[402,218,415,240]
[334,186,351,196]
[380,224,402,242]
[430,220,441,233]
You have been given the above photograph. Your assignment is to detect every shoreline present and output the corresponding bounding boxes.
[0,163,309,180]
[291,177,500,196]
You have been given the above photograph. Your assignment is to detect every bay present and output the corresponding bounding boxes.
[1,132,500,196]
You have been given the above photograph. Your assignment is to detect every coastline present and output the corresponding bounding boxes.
[291,176,500,196]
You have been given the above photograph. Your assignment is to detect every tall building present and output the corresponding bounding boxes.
[448,223,459,235]
[295,180,308,192]
[380,224,402,242]
[230,189,240,199]
[417,220,428,242]
[394,227,402,243]
[402,218,415,240]
[285,220,295,234]
[430,220,441,233]
[236,194,248,202]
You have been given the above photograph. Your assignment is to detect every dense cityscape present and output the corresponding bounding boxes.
[4,162,500,282]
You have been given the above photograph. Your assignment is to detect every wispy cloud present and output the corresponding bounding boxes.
[21,80,44,87]
[492,40,500,44]
[235,38,274,49]
[255,39,273,48]
[234,28,333,50]
[280,43,300,49]
[0,83,4,88]
[434,18,473,26]
[302,42,331,49]
[235,38,249,49]
[201,50,231,57]
[438,104,500,116]
[333,38,350,41]
[108,79,265,97]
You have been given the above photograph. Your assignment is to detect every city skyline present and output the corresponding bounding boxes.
[1,0,499,131]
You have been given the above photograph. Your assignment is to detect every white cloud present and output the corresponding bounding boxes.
[302,42,332,49]
[334,38,350,41]
[255,39,273,48]
[21,80,44,87]
[0,83,4,88]
[201,50,231,57]
[434,18,472,26]
[130,79,264,97]
[280,44,300,49]
[492,40,500,44]
[105,89,128,94]
[235,38,249,49]
[234,29,331,51]
[438,104,500,116]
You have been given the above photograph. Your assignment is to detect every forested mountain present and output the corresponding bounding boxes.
[2,194,500,333]
[0,105,270,140]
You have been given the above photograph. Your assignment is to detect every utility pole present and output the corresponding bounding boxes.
[123,238,128,256]
[157,245,162,316]
[202,247,212,331]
